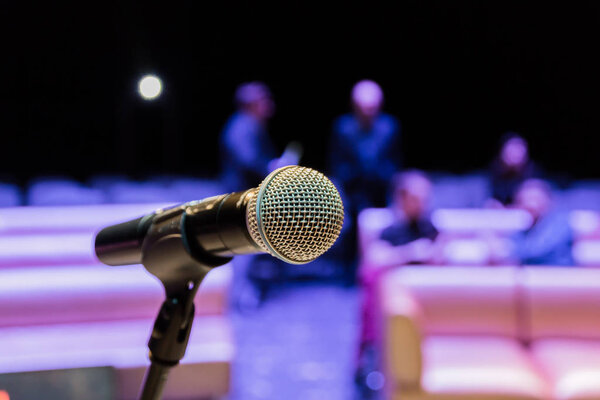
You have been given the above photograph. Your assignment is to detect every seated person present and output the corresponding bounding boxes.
[363,170,441,271]
[510,179,573,265]
[356,170,441,394]
[489,132,540,206]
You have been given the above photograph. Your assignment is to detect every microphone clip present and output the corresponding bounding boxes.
[141,203,230,296]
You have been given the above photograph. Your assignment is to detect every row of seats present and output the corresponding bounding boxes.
[0,176,223,207]
[1,173,600,208]
[0,203,233,399]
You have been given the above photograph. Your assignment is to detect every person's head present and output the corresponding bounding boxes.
[392,170,432,221]
[351,80,383,122]
[234,82,275,122]
[498,132,529,170]
[514,179,553,221]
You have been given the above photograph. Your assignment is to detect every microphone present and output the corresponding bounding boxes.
[95,166,344,266]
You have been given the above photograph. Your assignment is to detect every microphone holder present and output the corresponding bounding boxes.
[136,205,231,400]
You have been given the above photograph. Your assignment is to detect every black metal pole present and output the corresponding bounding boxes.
[139,361,172,400]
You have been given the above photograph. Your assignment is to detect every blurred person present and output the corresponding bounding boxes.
[510,179,573,265]
[330,80,401,210]
[219,81,300,193]
[372,171,439,263]
[355,171,441,396]
[489,132,539,206]
[219,82,301,310]
[328,80,401,284]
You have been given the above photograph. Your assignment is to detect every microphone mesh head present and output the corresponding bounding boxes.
[246,166,344,264]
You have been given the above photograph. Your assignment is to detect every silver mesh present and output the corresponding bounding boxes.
[246,166,344,264]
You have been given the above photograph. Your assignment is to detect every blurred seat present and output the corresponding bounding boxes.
[0,203,168,235]
[0,183,21,207]
[168,178,224,202]
[106,181,175,203]
[420,336,548,400]
[0,263,233,399]
[0,232,96,266]
[569,210,600,266]
[560,182,600,211]
[430,173,490,209]
[378,266,600,400]
[0,264,233,398]
[524,267,600,400]
[569,210,600,239]
[431,208,532,234]
[87,174,131,191]
[28,178,105,206]
[0,264,232,326]
[530,340,600,400]
[0,318,232,400]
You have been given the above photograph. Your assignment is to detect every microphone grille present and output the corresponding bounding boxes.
[246,166,344,264]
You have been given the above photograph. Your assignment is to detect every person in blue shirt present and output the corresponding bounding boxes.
[328,80,402,284]
[220,82,277,193]
[329,80,401,211]
[511,179,573,265]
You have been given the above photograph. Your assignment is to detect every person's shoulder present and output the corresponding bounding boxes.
[377,113,401,133]
[333,114,356,133]
[230,112,255,126]
[223,112,258,136]
[379,112,399,122]
[223,112,242,129]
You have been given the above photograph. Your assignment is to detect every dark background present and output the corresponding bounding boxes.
[2,2,599,184]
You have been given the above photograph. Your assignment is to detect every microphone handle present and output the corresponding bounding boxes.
[95,214,155,266]
[184,189,263,257]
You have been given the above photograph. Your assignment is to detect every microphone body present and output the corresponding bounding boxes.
[95,189,260,266]
[95,166,344,267]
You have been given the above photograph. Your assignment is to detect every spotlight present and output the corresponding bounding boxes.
[138,75,162,100]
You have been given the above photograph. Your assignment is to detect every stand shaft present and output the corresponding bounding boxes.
[139,361,172,400]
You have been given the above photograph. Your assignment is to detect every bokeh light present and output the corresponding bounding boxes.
[138,75,162,100]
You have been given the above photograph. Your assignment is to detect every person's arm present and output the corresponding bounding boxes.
[365,237,436,271]
[513,215,573,264]
[268,141,303,171]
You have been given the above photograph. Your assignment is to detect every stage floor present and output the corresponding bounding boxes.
[229,273,360,400]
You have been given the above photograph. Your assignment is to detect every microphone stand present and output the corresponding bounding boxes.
[137,205,231,400]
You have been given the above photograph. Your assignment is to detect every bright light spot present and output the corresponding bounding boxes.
[138,75,162,100]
